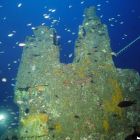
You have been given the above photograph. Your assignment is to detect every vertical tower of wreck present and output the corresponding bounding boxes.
[14,7,140,140]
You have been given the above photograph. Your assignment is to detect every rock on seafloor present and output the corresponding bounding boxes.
[2,6,140,140]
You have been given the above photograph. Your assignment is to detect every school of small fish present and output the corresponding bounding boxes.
[0,0,139,131]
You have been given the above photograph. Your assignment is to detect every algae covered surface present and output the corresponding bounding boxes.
[10,6,140,140]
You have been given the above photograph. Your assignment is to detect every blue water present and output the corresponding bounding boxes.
[0,0,140,135]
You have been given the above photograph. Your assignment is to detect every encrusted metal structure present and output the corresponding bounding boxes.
[2,6,140,140]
